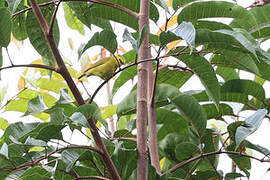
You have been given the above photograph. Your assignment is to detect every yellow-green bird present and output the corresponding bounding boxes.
[78,55,125,80]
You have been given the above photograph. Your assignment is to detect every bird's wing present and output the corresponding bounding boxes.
[82,57,111,73]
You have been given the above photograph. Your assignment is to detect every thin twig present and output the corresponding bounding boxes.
[49,0,62,35]
[5,48,14,65]
[0,145,102,171]
[0,64,58,72]
[164,150,270,174]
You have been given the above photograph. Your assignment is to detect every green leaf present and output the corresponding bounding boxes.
[67,2,113,31]
[216,67,239,81]
[244,140,270,156]
[20,166,51,180]
[0,8,11,47]
[211,50,259,75]
[101,105,117,119]
[235,109,267,149]
[178,55,220,106]
[157,67,192,88]
[193,20,233,31]
[63,3,85,35]
[117,84,181,116]
[78,30,117,59]
[68,0,159,30]
[156,108,188,141]
[75,104,107,127]
[195,29,254,54]
[61,150,80,172]
[69,112,89,128]
[37,78,68,93]
[159,133,186,162]
[11,5,27,41]
[1,122,40,145]
[202,103,233,119]
[175,142,200,162]
[0,143,8,158]
[57,88,74,104]
[197,129,219,171]
[171,94,207,136]
[172,0,197,10]
[178,1,256,30]
[26,6,59,66]
[230,5,270,39]
[160,31,180,47]
[25,95,47,115]
[174,21,196,48]
[221,79,265,100]
[35,124,64,141]
[225,172,245,179]
[227,142,251,173]
[49,108,67,125]
[215,29,258,59]
[24,137,47,147]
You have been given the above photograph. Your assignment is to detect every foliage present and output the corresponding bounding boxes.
[0,0,270,179]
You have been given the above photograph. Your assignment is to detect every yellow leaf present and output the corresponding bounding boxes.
[18,77,26,90]
[29,146,44,152]
[167,40,182,52]
[157,16,178,35]
[166,0,173,7]
[160,157,166,170]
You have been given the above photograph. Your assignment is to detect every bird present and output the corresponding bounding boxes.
[78,55,125,80]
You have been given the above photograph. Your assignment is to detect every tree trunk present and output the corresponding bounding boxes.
[136,0,151,179]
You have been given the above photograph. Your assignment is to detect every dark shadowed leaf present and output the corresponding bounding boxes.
[178,55,220,106]
[20,166,51,180]
[171,94,207,136]
[26,6,59,66]
[0,8,11,47]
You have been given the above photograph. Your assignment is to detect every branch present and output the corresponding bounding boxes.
[164,150,270,174]
[0,64,58,72]
[49,0,62,35]
[13,0,138,19]
[0,145,102,171]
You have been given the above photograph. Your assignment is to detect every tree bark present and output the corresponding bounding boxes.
[136,0,151,179]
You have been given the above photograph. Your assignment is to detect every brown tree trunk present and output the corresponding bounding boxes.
[136,0,151,179]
